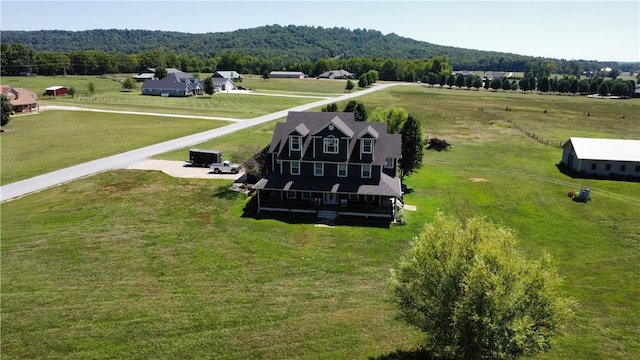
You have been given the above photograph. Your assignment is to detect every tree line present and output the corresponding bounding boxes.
[2,26,637,77]
[423,72,637,98]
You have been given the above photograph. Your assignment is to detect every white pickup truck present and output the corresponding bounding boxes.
[210,160,240,174]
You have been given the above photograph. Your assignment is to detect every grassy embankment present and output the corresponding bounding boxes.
[1,83,639,359]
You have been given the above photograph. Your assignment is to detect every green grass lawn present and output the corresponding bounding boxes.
[0,111,231,184]
[1,75,327,118]
[1,84,639,359]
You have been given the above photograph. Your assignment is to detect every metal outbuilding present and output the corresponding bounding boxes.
[561,137,640,179]
[44,86,68,96]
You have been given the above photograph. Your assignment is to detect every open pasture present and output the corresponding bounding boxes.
[1,84,639,359]
[0,111,230,184]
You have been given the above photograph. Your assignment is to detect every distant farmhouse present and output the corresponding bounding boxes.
[141,71,204,97]
[1,85,38,112]
[211,77,235,92]
[317,69,355,79]
[561,137,640,179]
[252,111,403,224]
[270,71,306,79]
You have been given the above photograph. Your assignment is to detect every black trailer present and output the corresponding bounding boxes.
[189,149,222,167]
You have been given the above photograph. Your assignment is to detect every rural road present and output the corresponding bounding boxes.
[0,83,406,202]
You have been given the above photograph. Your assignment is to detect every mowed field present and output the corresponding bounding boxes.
[1,82,639,359]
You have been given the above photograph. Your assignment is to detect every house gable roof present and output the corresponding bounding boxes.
[141,73,196,91]
[212,77,234,86]
[213,71,243,79]
[312,115,355,138]
[564,137,640,162]
[269,111,401,163]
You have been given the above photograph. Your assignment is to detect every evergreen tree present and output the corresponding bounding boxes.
[358,74,369,88]
[1,94,13,127]
[204,77,215,96]
[490,77,502,91]
[399,114,423,180]
[345,79,354,92]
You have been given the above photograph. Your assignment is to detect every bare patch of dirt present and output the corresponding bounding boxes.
[470,177,488,182]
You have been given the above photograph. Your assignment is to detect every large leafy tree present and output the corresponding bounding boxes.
[399,114,423,179]
[369,106,408,134]
[121,77,136,91]
[391,213,574,360]
[1,94,13,127]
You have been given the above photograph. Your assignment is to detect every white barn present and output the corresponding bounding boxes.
[269,71,305,79]
[561,137,640,179]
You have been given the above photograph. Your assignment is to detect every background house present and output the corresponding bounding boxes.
[252,111,402,224]
[561,137,640,179]
[269,71,306,79]
[141,72,203,97]
[317,69,355,79]
[212,77,235,92]
[44,86,68,96]
[1,85,38,112]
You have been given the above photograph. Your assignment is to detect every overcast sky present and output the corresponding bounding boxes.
[2,0,638,62]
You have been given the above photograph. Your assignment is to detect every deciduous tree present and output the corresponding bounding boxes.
[391,213,574,360]
[345,79,354,92]
[121,77,136,91]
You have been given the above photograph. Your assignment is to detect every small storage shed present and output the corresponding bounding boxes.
[45,86,68,96]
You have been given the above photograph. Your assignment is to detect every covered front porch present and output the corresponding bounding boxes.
[254,189,400,221]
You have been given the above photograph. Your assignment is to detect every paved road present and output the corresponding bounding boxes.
[1,83,405,202]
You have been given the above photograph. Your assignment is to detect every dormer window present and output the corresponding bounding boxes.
[361,138,374,154]
[324,136,339,154]
[289,135,301,152]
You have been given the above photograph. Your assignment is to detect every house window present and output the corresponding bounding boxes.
[301,191,312,200]
[365,194,376,203]
[591,163,597,170]
[287,191,297,199]
[290,136,301,152]
[291,161,300,175]
[605,164,611,171]
[314,162,324,176]
[362,164,371,178]
[349,193,359,201]
[361,138,374,154]
[338,163,347,177]
[384,158,394,168]
[324,136,339,154]
[620,164,626,172]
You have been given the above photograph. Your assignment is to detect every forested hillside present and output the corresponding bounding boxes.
[2,25,631,71]
[2,25,637,81]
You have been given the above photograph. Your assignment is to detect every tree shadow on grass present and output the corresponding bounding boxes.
[211,185,243,200]
[369,347,436,360]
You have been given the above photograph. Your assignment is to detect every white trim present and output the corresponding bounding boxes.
[289,135,301,152]
[323,136,339,154]
[361,138,374,154]
[361,164,372,178]
[291,161,300,175]
[314,162,324,176]
[337,163,348,177]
